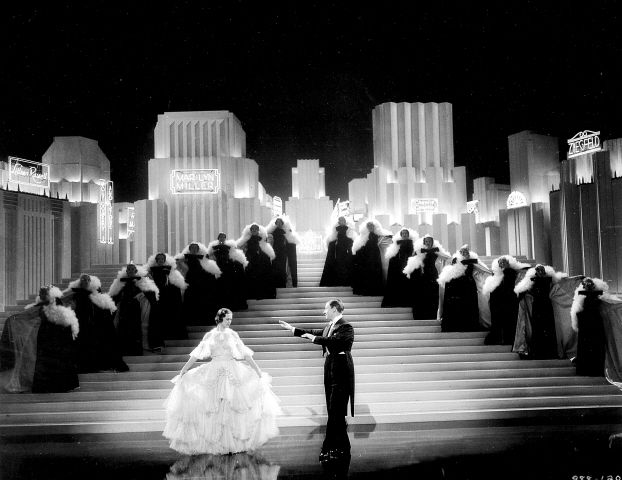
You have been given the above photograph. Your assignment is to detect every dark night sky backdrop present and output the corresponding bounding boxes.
[2,2,622,203]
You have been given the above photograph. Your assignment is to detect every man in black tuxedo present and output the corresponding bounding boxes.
[279,298,355,463]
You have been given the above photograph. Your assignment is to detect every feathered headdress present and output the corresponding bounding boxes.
[64,275,117,312]
[107,264,160,300]
[514,264,568,295]
[325,216,357,246]
[266,215,301,245]
[482,255,532,296]
[206,239,249,268]
[385,228,419,260]
[236,224,276,260]
[145,253,189,291]
[402,235,449,278]
[571,277,612,331]
[352,219,392,254]
[174,242,222,278]
[24,285,64,310]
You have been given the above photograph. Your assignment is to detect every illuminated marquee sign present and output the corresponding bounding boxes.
[412,198,438,214]
[337,200,351,217]
[8,156,50,189]
[567,130,601,159]
[506,191,527,209]
[170,169,220,194]
[98,180,114,245]
[272,196,283,217]
[299,230,324,253]
[127,206,135,239]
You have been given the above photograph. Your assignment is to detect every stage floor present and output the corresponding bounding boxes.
[2,420,622,479]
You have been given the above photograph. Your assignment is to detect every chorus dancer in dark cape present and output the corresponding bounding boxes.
[320,216,357,287]
[438,245,491,332]
[266,215,300,288]
[175,242,222,326]
[403,235,451,319]
[108,264,160,356]
[483,255,531,346]
[571,277,615,376]
[351,219,392,296]
[381,228,419,307]
[63,274,128,372]
[29,285,80,393]
[513,264,567,359]
[279,298,354,465]
[237,224,276,300]
[146,253,188,343]
[207,233,248,311]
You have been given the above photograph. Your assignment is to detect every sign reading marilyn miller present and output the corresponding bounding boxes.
[412,198,438,214]
[8,156,50,189]
[170,169,220,195]
[567,130,601,159]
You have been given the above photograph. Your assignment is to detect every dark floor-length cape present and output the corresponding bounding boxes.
[31,299,80,393]
[207,240,248,311]
[590,295,622,388]
[403,237,451,320]
[439,261,480,332]
[237,225,276,300]
[351,220,391,296]
[267,216,300,288]
[64,276,128,372]
[320,222,357,287]
[483,256,531,345]
[146,254,188,341]
[108,266,160,355]
[571,278,614,376]
[176,242,222,326]
[381,230,417,307]
[512,266,568,359]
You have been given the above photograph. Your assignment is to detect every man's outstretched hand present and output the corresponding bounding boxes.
[279,320,293,331]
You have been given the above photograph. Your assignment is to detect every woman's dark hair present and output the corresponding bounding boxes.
[215,308,233,324]
[327,298,345,313]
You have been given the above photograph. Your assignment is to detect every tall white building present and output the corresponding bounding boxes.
[286,159,333,233]
[349,101,467,225]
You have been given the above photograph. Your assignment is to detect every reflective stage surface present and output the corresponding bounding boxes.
[2,420,622,479]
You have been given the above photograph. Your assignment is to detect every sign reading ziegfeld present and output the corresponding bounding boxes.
[170,169,220,194]
[567,130,601,159]
[8,156,50,189]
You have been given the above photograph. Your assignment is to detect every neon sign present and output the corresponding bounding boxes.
[412,198,438,214]
[127,206,135,239]
[272,196,283,217]
[98,180,114,245]
[567,130,601,159]
[8,157,50,189]
[506,191,527,209]
[170,169,220,194]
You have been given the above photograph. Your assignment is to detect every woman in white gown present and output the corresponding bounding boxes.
[164,308,281,455]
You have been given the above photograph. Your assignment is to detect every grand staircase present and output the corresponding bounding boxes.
[1,254,621,436]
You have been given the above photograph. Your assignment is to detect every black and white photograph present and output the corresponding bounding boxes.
[1,3,622,479]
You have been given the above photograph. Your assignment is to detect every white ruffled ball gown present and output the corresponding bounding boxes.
[163,327,281,455]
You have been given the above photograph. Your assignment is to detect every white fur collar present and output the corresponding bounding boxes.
[403,236,450,277]
[236,224,276,260]
[145,253,189,290]
[325,218,357,245]
[206,239,249,268]
[451,246,479,262]
[25,285,64,310]
[437,262,468,286]
[266,215,301,245]
[107,265,160,300]
[514,265,568,295]
[483,255,532,295]
[571,278,611,331]
[42,304,79,339]
[65,275,102,293]
[352,219,392,254]
[145,253,177,269]
[385,229,419,260]
[174,246,222,278]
